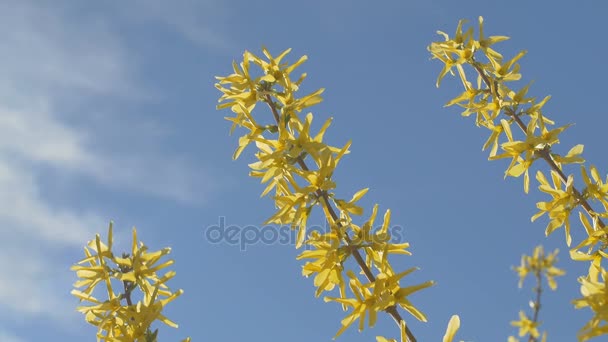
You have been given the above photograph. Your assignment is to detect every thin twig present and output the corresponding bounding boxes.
[528,269,543,342]
[120,252,134,306]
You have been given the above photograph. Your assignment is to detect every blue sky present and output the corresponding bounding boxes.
[1,1,607,341]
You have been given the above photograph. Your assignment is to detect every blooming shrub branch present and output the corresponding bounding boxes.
[215,47,460,342]
[510,246,565,342]
[429,17,608,340]
[71,222,190,342]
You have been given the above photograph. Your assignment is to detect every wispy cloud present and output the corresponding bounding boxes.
[0,245,75,320]
[0,1,214,332]
[0,159,101,246]
[0,0,211,203]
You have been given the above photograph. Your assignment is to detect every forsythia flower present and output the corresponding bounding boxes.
[532,170,577,246]
[513,245,565,290]
[297,230,347,297]
[581,165,608,210]
[573,266,608,341]
[511,311,540,338]
[509,247,558,342]
[324,271,433,338]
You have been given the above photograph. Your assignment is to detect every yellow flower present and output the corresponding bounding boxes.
[581,165,608,210]
[511,311,540,338]
[486,50,526,82]
[475,16,508,60]
[573,265,608,341]
[297,230,346,297]
[513,245,564,290]
[532,171,577,246]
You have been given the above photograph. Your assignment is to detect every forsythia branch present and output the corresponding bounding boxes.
[215,47,461,342]
[510,245,564,342]
[261,94,415,341]
[429,17,608,340]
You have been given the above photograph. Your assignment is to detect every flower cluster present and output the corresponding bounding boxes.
[216,47,458,342]
[429,17,608,340]
[510,246,564,341]
[514,246,564,291]
[71,222,189,342]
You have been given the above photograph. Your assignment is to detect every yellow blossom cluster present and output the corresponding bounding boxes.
[510,246,564,341]
[429,17,608,340]
[514,246,564,291]
[216,47,459,342]
[71,222,189,342]
[509,311,546,342]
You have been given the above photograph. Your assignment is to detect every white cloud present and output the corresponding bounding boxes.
[0,0,214,331]
[0,104,91,167]
[0,246,75,320]
[0,102,208,204]
[0,158,101,246]
[0,1,210,203]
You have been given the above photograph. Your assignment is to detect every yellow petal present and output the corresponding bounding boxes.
[443,315,461,342]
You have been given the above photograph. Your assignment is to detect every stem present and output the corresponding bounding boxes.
[528,269,543,342]
[471,63,606,231]
[264,95,417,342]
[120,253,134,307]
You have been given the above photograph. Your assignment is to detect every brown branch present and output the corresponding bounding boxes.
[264,94,417,342]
